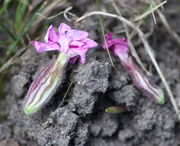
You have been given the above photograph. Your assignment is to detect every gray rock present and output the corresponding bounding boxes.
[88,138,107,146]
[90,113,118,137]
[68,86,98,115]
[110,85,138,109]
[135,108,156,131]
[0,139,19,146]
[11,73,29,97]
[74,123,89,146]
[0,125,11,140]
[69,61,111,115]
[118,129,134,142]
[88,138,123,146]
[109,69,130,90]
[36,108,78,146]
[75,61,111,93]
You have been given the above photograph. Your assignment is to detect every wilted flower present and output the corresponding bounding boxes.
[23,23,97,114]
[103,33,164,104]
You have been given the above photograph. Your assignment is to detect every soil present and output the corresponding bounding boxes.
[0,0,180,146]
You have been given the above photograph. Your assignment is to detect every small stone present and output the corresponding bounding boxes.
[68,85,98,115]
[11,73,29,97]
[118,129,134,142]
[75,61,111,93]
[90,113,118,137]
[110,85,138,110]
[0,139,19,146]
[74,123,89,146]
[0,125,11,140]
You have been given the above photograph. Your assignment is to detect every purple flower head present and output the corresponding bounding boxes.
[32,23,97,64]
[103,33,128,61]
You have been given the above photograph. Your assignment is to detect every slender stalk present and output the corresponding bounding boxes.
[96,0,114,67]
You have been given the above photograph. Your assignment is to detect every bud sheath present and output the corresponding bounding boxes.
[23,53,69,114]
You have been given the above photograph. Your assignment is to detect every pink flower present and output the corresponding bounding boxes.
[103,33,128,61]
[103,33,164,104]
[23,23,97,115]
[32,23,97,64]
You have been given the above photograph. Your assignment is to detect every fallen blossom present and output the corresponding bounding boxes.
[23,23,97,114]
[103,33,164,104]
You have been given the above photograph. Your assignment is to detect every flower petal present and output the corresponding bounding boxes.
[81,38,98,48]
[114,42,129,55]
[44,25,58,43]
[66,30,89,40]
[32,41,60,53]
[58,23,71,36]
[67,39,97,64]
[69,40,84,48]
[69,48,89,64]
[58,36,70,53]
[103,33,128,56]
[79,53,87,64]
